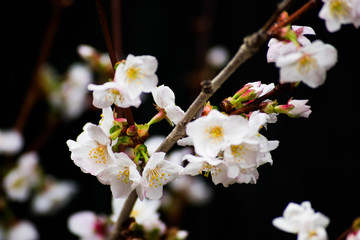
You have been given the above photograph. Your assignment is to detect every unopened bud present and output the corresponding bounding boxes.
[202,102,214,116]
[126,125,138,137]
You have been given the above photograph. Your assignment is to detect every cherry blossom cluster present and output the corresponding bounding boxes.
[1,152,77,239]
[67,54,186,201]
[2,152,77,214]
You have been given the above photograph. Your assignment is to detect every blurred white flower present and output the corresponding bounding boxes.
[68,211,106,240]
[3,152,39,202]
[273,201,330,240]
[0,129,23,155]
[112,197,165,233]
[206,45,230,68]
[44,63,93,120]
[61,64,93,119]
[7,220,39,240]
[32,178,77,215]
[144,135,166,156]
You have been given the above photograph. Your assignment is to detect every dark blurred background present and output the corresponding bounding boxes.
[2,0,360,239]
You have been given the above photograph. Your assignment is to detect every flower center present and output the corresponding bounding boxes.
[11,176,26,189]
[199,163,222,177]
[205,125,224,142]
[330,0,350,18]
[148,167,169,188]
[106,89,124,104]
[231,145,247,162]
[297,54,317,74]
[126,67,142,82]
[89,144,107,164]
[118,168,130,184]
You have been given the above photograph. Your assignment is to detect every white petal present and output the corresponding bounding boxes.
[152,85,175,108]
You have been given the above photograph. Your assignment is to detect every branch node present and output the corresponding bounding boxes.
[201,79,213,94]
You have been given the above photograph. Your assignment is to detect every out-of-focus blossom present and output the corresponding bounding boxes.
[60,64,93,119]
[206,45,230,68]
[273,201,330,240]
[6,220,39,240]
[42,64,93,120]
[319,0,360,32]
[0,129,23,155]
[68,211,107,240]
[31,177,77,215]
[3,152,39,202]
[112,197,165,233]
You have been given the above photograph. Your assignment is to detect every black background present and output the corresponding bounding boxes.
[2,0,360,239]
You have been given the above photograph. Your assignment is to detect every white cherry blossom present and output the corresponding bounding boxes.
[319,0,357,32]
[273,201,330,240]
[276,40,337,88]
[267,25,315,63]
[88,81,141,109]
[152,85,185,125]
[142,152,183,200]
[66,123,115,176]
[181,154,230,187]
[288,99,312,118]
[114,54,158,100]
[96,152,143,199]
[185,109,250,158]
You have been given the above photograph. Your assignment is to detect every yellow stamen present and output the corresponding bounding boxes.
[330,0,350,18]
[297,54,317,74]
[205,125,224,143]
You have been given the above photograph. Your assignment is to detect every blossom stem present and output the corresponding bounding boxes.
[111,0,123,60]
[268,0,318,37]
[109,190,137,240]
[95,0,135,126]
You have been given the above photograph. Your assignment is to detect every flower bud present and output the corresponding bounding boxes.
[202,102,214,116]
[126,125,138,137]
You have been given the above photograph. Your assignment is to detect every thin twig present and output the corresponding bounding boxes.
[109,190,137,240]
[95,0,134,126]
[111,0,123,60]
[14,0,67,133]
